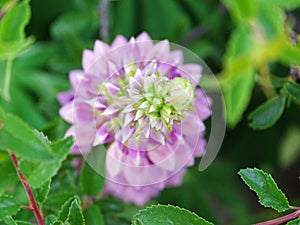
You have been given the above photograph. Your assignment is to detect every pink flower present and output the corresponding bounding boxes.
[58,32,211,205]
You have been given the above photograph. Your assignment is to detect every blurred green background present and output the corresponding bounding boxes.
[1,0,300,224]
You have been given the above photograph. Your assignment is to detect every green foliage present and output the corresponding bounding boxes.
[0,0,300,224]
[285,81,300,101]
[0,0,30,41]
[19,137,73,188]
[65,198,85,225]
[0,195,21,221]
[287,217,300,225]
[80,161,105,196]
[239,168,290,212]
[248,94,287,129]
[84,205,105,225]
[55,196,85,225]
[220,0,300,127]
[223,69,255,127]
[0,0,33,99]
[3,217,17,225]
[0,107,54,161]
[132,204,213,225]
[33,180,51,207]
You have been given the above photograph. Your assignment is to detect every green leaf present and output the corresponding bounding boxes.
[238,168,290,212]
[0,86,46,129]
[33,180,51,207]
[44,192,75,212]
[0,38,34,59]
[271,0,300,10]
[132,204,213,225]
[287,217,300,225]
[221,0,257,23]
[15,221,34,225]
[0,0,31,42]
[45,215,57,225]
[0,154,18,192]
[80,160,105,196]
[0,195,21,221]
[0,107,54,161]
[223,69,255,127]
[84,205,105,225]
[66,198,85,225]
[279,42,300,67]
[248,94,287,130]
[58,196,80,222]
[51,221,64,225]
[24,137,73,187]
[285,81,300,101]
[3,217,17,225]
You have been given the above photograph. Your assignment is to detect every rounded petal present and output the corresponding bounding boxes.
[59,102,73,123]
[111,35,127,49]
[106,142,124,178]
[178,64,202,86]
[57,91,74,105]
[148,144,176,171]
[82,50,94,71]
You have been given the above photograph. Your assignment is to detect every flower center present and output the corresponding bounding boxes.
[98,61,196,144]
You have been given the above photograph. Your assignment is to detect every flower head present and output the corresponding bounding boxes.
[58,32,211,205]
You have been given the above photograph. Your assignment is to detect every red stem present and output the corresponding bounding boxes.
[254,210,300,225]
[9,152,45,225]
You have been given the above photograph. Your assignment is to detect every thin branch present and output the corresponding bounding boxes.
[254,210,300,225]
[9,152,45,225]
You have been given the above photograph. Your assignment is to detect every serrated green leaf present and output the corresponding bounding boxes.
[45,214,57,225]
[25,137,73,187]
[80,160,104,196]
[84,205,104,225]
[132,204,213,225]
[0,107,54,161]
[285,81,300,101]
[239,168,290,212]
[248,94,287,129]
[287,217,300,225]
[33,180,51,207]
[66,199,85,225]
[44,192,75,212]
[0,195,21,221]
[58,196,80,222]
[0,0,31,42]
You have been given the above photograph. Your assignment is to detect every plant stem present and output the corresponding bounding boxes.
[100,0,109,40]
[254,210,300,225]
[9,152,45,225]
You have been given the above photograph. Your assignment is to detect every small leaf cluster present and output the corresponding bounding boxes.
[220,0,300,129]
